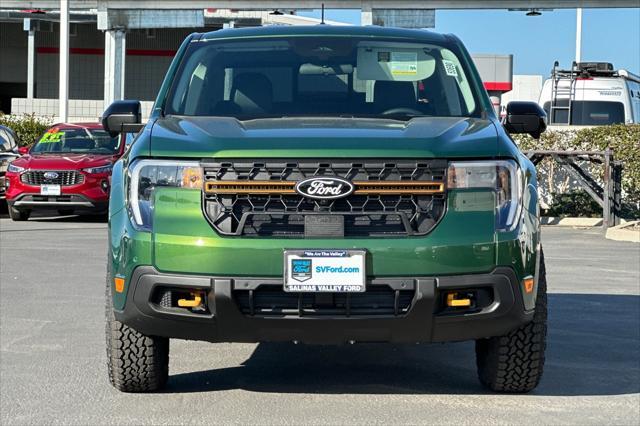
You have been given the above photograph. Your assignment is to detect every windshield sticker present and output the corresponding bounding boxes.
[390,52,418,76]
[39,131,65,143]
[443,60,458,77]
[377,51,391,62]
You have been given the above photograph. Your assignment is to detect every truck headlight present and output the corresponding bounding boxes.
[447,160,523,231]
[128,159,203,231]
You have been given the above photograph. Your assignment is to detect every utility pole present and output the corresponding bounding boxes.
[575,8,582,64]
[59,0,69,122]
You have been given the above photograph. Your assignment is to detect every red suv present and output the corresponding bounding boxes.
[4,123,132,221]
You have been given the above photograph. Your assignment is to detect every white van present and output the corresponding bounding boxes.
[538,62,640,126]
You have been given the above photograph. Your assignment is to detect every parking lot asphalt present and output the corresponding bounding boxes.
[1,214,639,425]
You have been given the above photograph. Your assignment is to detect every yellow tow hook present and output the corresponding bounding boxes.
[446,292,471,307]
[178,293,203,308]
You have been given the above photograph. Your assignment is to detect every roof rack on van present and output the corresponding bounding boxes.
[618,69,640,84]
[576,62,616,77]
[552,62,616,79]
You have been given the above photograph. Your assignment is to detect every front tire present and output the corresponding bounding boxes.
[105,268,169,392]
[475,250,547,393]
[8,205,30,221]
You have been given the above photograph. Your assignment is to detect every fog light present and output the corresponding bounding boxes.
[101,180,109,191]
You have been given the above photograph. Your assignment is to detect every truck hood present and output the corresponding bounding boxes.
[148,116,501,159]
[11,152,117,170]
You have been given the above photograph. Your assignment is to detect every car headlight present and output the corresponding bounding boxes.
[447,160,523,231]
[7,163,25,173]
[128,159,203,231]
[83,164,113,174]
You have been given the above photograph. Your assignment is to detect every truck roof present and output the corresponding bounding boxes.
[200,24,451,44]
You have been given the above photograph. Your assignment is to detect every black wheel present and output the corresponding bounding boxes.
[105,264,169,392]
[475,250,547,393]
[57,209,74,216]
[8,205,30,221]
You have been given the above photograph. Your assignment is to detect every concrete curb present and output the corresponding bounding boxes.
[542,217,605,227]
[605,221,640,243]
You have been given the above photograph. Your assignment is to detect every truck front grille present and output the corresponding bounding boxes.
[234,284,415,317]
[21,170,84,186]
[202,160,447,238]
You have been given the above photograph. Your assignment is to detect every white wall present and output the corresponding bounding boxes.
[500,75,544,115]
[11,98,155,123]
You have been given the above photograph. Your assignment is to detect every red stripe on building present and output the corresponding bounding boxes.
[483,82,513,91]
[37,47,103,55]
[37,47,176,57]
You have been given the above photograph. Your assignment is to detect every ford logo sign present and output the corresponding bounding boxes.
[295,177,354,200]
[43,172,59,180]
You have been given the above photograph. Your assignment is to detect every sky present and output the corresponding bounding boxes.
[297,8,640,78]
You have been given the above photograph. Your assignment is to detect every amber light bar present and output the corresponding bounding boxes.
[204,181,444,195]
[354,181,444,195]
[205,181,297,194]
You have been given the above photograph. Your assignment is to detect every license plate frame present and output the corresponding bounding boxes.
[40,184,61,196]
[283,249,366,293]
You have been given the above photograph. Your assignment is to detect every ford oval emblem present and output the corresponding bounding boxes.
[43,171,59,180]
[295,177,354,200]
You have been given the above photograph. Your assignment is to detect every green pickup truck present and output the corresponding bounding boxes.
[102,25,548,393]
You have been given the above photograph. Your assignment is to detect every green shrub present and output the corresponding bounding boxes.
[513,125,640,218]
[546,190,602,218]
[0,113,52,147]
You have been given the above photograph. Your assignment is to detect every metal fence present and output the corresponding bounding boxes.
[524,149,623,230]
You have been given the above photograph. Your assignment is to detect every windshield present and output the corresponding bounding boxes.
[31,128,121,154]
[165,36,482,120]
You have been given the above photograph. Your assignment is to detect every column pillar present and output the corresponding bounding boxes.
[59,0,70,122]
[361,1,373,25]
[104,28,126,110]
[23,19,36,99]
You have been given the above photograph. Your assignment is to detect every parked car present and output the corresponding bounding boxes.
[4,123,134,220]
[103,25,548,393]
[0,125,21,201]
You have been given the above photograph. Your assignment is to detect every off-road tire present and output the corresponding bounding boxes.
[105,265,169,392]
[475,250,547,393]
[8,205,30,221]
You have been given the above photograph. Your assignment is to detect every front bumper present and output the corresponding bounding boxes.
[8,193,108,211]
[114,266,533,344]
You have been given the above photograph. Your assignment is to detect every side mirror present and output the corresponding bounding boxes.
[18,146,30,155]
[102,100,143,137]
[503,101,547,139]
